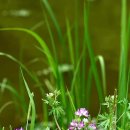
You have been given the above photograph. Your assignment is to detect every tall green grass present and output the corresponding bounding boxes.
[1,0,103,123]
[118,0,129,128]
[21,69,36,130]
[84,2,104,104]
[0,0,129,129]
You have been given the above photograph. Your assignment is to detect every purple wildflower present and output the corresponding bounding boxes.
[88,123,97,130]
[78,121,85,129]
[75,108,89,117]
[69,120,85,130]
[69,120,78,130]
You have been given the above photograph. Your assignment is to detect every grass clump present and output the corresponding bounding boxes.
[0,0,130,129]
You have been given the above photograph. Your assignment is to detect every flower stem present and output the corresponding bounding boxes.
[54,114,61,130]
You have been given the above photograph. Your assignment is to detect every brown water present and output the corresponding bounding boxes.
[0,0,130,128]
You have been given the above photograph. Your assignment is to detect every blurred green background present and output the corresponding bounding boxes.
[0,0,129,128]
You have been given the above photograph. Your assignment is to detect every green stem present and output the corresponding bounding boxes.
[118,0,128,128]
[54,114,61,130]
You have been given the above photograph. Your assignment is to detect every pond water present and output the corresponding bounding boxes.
[0,0,130,128]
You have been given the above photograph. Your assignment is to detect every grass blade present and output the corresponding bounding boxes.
[21,69,36,130]
[118,0,127,102]
[41,0,64,45]
[0,28,66,108]
[84,2,104,103]
[45,15,57,61]
[0,28,57,78]
[96,55,107,96]
[66,19,75,65]
[0,101,13,115]
[86,67,93,107]
[118,0,129,128]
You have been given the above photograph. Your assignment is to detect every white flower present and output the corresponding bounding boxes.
[83,118,89,123]
[46,93,54,97]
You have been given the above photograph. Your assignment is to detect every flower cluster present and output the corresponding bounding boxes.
[68,108,97,130]
[44,90,65,119]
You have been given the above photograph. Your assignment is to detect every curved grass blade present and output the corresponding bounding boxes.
[0,28,66,108]
[0,82,27,113]
[86,55,106,107]
[0,28,57,78]
[21,69,36,130]
[0,52,48,120]
[41,0,64,45]
[0,101,13,115]
[84,2,104,103]
[96,55,107,96]
[0,52,39,82]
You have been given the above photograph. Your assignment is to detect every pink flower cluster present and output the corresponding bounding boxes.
[75,108,89,117]
[68,108,97,130]
[69,120,85,130]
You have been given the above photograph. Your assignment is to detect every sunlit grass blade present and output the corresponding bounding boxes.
[96,55,107,96]
[41,0,64,45]
[118,0,128,102]
[84,2,104,103]
[26,100,32,130]
[21,69,36,130]
[122,67,130,128]
[118,0,129,128]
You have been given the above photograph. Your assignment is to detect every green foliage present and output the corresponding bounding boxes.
[44,90,64,130]
[98,93,130,130]
[44,90,65,119]
[21,69,36,130]
[84,1,104,104]
[98,92,117,130]
[0,0,129,129]
[118,0,129,128]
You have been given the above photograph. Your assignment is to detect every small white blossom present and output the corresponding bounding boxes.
[46,93,54,97]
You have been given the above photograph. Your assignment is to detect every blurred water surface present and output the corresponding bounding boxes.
[0,0,130,128]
